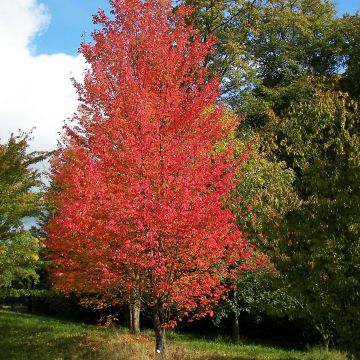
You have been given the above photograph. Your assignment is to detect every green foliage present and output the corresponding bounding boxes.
[213,266,298,329]
[264,84,360,354]
[340,12,360,101]
[0,133,47,297]
[185,0,342,123]
[0,232,40,291]
[212,112,299,338]
[187,2,359,354]
[216,132,298,325]
[232,136,298,240]
[0,134,45,238]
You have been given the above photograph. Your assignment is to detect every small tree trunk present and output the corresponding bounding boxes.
[231,310,240,343]
[153,307,166,356]
[315,324,332,350]
[230,287,240,343]
[131,297,140,333]
[322,334,332,350]
[128,289,141,333]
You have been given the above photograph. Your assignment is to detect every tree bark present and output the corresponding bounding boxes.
[131,297,141,333]
[315,324,332,350]
[322,334,332,350]
[153,307,166,356]
[230,287,240,343]
[128,295,141,333]
[231,310,240,343]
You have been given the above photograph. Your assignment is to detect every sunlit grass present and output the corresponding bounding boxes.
[0,310,347,359]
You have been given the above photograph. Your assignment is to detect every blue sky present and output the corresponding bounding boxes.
[35,1,111,55]
[35,0,359,56]
[336,0,359,16]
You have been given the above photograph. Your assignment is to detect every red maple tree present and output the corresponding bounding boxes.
[47,0,250,353]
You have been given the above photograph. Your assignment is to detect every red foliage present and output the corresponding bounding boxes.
[47,0,250,327]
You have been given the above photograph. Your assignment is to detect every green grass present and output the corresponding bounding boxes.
[0,310,347,359]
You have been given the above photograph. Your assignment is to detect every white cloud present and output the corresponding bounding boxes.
[0,0,86,151]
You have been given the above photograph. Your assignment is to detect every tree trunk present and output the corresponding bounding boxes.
[128,296,141,333]
[230,287,240,343]
[322,334,332,350]
[131,297,140,333]
[153,307,166,356]
[315,324,332,350]
[231,310,240,343]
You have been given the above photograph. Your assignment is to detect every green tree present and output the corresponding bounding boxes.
[213,264,298,343]
[340,12,360,101]
[185,0,342,123]
[232,136,298,241]
[0,133,46,299]
[218,136,299,342]
[186,1,359,354]
[264,83,360,353]
[211,118,298,342]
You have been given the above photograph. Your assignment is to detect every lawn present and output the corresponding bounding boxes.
[0,310,347,360]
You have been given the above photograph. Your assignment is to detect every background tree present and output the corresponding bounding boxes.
[184,0,342,123]
[185,1,359,353]
[340,12,360,101]
[216,136,299,343]
[263,81,360,352]
[0,133,46,300]
[47,0,251,355]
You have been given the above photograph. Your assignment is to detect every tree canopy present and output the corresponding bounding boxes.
[46,0,251,355]
[0,133,46,297]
